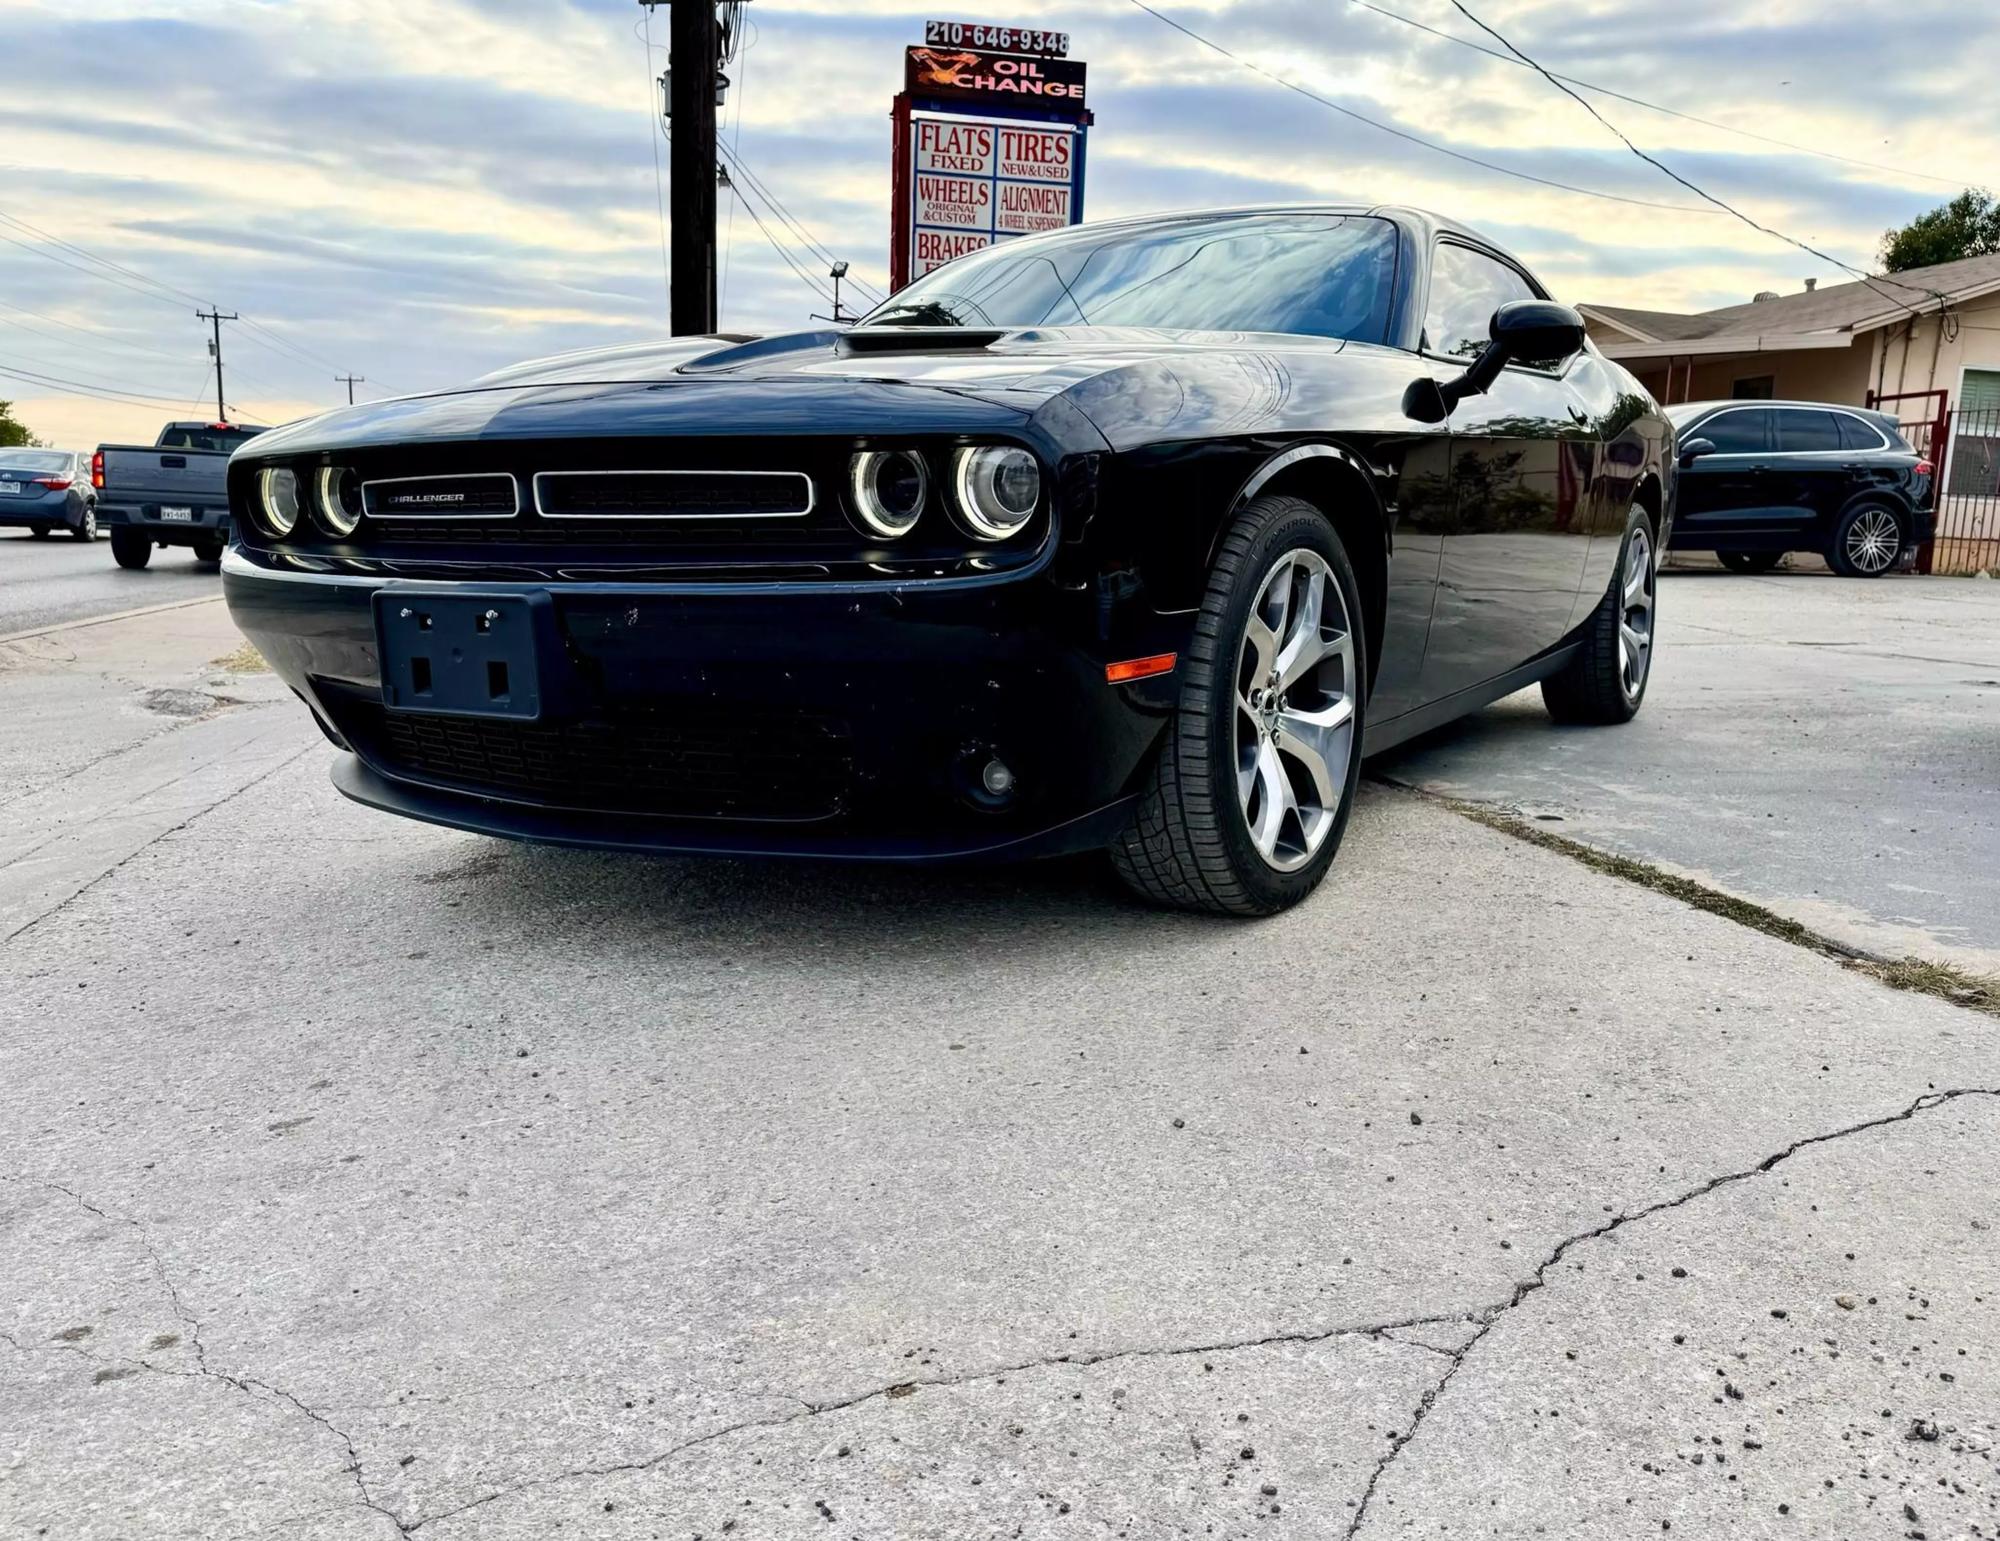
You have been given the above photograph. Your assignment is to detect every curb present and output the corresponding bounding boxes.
[0,595,226,649]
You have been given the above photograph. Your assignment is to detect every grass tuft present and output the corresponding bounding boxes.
[209,642,270,674]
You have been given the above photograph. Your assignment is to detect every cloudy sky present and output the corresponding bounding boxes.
[3,0,1996,449]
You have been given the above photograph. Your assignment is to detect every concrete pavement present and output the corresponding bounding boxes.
[2,594,1995,1540]
[1379,567,2000,972]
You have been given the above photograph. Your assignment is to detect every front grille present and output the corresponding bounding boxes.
[338,699,853,822]
[533,470,813,520]
[362,473,519,518]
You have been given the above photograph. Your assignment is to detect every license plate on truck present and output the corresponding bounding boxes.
[374,591,546,720]
[160,506,194,521]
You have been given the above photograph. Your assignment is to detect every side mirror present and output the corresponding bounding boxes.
[1403,300,1588,423]
[1678,437,1717,469]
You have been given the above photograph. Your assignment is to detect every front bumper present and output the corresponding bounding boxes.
[223,550,1184,861]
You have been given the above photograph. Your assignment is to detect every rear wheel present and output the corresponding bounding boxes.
[1717,549,1781,575]
[110,528,153,569]
[28,523,50,539]
[1827,503,1901,578]
[1111,494,1366,916]
[1543,503,1654,725]
[71,505,97,542]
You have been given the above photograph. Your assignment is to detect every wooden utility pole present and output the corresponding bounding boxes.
[195,308,239,421]
[665,0,718,334]
[336,374,366,404]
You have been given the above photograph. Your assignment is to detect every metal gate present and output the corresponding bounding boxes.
[1933,405,2000,574]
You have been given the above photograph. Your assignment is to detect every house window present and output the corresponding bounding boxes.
[1950,369,2000,497]
[1731,375,1775,399]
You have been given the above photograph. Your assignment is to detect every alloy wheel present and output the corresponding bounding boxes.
[1234,548,1357,872]
[1618,526,1654,697]
[1845,508,1899,574]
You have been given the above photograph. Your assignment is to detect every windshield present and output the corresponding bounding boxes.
[865,213,1399,343]
[0,450,71,472]
[1662,403,1713,427]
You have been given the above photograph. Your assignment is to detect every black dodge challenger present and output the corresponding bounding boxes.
[223,205,1673,915]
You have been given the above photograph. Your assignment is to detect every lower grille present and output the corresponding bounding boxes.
[337,699,853,822]
[533,470,813,520]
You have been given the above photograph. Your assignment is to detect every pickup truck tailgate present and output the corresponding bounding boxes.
[99,447,230,504]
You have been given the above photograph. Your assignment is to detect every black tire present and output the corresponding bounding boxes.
[1826,502,1902,578]
[1110,494,1368,917]
[191,536,225,565]
[110,527,153,570]
[28,523,50,539]
[71,505,97,542]
[1717,549,1781,575]
[1543,503,1655,726]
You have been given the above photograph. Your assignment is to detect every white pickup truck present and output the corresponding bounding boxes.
[93,420,267,569]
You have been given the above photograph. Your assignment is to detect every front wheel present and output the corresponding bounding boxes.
[28,523,50,539]
[191,535,225,565]
[1717,549,1781,575]
[1111,494,1367,916]
[1543,503,1655,725]
[1827,503,1902,578]
[110,528,153,570]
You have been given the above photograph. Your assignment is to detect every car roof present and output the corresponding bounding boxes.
[1670,399,1895,419]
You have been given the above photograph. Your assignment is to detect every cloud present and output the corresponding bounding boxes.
[0,0,1995,451]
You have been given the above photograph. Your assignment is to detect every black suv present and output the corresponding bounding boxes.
[1665,400,1935,576]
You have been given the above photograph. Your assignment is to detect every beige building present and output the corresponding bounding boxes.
[1581,253,2000,572]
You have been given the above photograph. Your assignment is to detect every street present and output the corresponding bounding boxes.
[3,574,1995,1540]
[0,528,221,639]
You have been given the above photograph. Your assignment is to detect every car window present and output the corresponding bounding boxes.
[159,426,265,452]
[1774,408,1841,452]
[1,450,72,472]
[1698,409,1770,454]
[1837,414,1888,451]
[865,213,1400,344]
[1424,242,1543,363]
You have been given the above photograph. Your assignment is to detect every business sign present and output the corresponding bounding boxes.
[923,20,1071,56]
[905,113,1082,280]
[890,24,1092,291]
[905,45,1086,108]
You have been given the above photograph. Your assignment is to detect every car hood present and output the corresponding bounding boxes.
[238,326,1354,459]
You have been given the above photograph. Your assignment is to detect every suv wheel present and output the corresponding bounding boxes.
[1828,503,1901,578]
[110,527,153,569]
[1543,503,1655,725]
[1111,493,1366,916]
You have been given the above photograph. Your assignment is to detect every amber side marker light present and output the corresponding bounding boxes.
[1106,652,1178,684]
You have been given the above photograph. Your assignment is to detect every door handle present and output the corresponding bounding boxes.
[160,455,187,468]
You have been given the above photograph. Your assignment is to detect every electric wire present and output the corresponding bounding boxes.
[1121,0,1712,214]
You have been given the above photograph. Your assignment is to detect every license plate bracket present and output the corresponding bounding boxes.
[373,590,553,720]
[160,506,194,521]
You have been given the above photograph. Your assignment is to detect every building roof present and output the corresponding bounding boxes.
[1582,250,2000,347]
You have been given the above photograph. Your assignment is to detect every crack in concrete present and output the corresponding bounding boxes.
[1338,1084,2000,1536]
[14,1095,1995,1535]
[9,1176,404,1536]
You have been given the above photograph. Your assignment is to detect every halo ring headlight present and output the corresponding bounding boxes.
[848,449,928,540]
[949,446,1040,541]
[256,466,300,537]
[312,466,362,537]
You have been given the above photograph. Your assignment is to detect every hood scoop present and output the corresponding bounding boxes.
[837,327,1010,356]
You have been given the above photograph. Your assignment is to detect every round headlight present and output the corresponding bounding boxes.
[312,466,362,537]
[848,449,928,539]
[949,446,1040,541]
[256,466,300,537]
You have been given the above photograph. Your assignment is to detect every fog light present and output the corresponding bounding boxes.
[980,757,1015,797]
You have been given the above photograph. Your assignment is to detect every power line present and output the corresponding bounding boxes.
[0,209,210,307]
[717,143,885,303]
[1121,0,1712,214]
[640,5,673,311]
[728,181,837,305]
[1340,0,1967,191]
[1440,0,1944,323]
[0,228,192,311]
[0,362,202,411]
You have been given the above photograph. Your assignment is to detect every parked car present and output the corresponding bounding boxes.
[222,204,1674,915]
[93,420,268,569]
[0,449,97,540]
[1665,399,1934,576]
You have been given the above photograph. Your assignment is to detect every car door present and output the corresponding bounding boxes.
[1766,407,1849,533]
[1417,240,1597,705]
[1676,406,1778,541]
